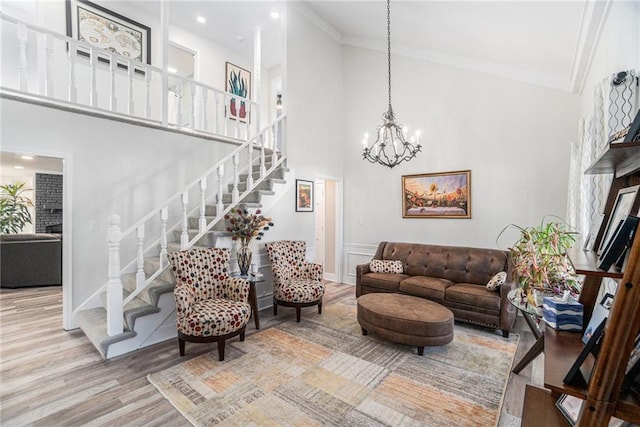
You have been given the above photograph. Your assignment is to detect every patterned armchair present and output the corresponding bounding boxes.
[265,240,325,322]
[169,247,251,360]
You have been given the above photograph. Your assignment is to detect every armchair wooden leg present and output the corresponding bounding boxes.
[296,307,301,323]
[240,329,245,342]
[179,337,186,356]
[318,302,322,314]
[502,330,509,338]
[217,339,226,361]
[273,297,278,316]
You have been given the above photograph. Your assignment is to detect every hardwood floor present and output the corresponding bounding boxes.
[0,284,540,426]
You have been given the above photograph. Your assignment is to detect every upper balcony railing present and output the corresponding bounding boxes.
[0,12,259,141]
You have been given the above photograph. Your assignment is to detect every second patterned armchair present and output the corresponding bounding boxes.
[265,240,325,322]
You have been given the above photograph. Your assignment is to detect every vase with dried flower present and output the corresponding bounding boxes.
[224,206,274,275]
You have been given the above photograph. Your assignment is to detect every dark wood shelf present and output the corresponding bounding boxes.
[585,141,640,177]
[616,391,640,425]
[521,385,569,427]
[543,328,592,398]
[565,247,624,279]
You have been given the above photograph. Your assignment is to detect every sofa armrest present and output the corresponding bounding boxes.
[499,279,518,335]
[355,263,371,297]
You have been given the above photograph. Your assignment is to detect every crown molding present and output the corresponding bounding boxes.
[289,2,342,44]
[568,0,612,94]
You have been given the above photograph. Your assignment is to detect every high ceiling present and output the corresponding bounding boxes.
[132,0,600,92]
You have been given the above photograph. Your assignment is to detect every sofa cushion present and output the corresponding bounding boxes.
[370,259,404,274]
[486,271,507,291]
[399,276,453,302]
[445,283,501,311]
[361,273,409,293]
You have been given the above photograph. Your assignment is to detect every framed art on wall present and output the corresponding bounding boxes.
[65,0,151,64]
[295,180,313,212]
[402,170,471,218]
[597,185,640,255]
[225,62,251,123]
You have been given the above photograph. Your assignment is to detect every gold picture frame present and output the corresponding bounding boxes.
[402,170,471,218]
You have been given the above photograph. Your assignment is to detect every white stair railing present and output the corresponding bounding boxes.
[0,12,259,141]
[103,115,286,335]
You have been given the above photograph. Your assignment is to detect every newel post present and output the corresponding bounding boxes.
[106,215,124,336]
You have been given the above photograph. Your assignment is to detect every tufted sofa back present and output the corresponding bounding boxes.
[373,241,508,286]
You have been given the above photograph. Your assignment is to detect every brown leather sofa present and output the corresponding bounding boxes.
[356,241,517,337]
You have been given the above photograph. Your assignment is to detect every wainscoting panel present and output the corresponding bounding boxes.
[341,243,377,285]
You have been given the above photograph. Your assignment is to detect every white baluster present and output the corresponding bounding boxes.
[17,23,28,92]
[260,133,267,178]
[144,68,151,119]
[89,48,98,107]
[190,81,196,129]
[202,89,208,132]
[176,80,183,125]
[234,96,240,139]
[109,55,117,111]
[244,102,250,140]
[180,193,189,250]
[127,61,134,115]
[43,33,54,97]
[106,215,124,336]
[199,178,207,233]
[233,153,240,202]
[254,104,261,140]
[246,143,254,189]
[67,41,77,103]
[217,165,225,219]
[160,207,169,268]
[214,92,220,134]
[223,94,229,137]
[136,225,145,290]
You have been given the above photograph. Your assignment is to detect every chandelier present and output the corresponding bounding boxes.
[362,0,421,168]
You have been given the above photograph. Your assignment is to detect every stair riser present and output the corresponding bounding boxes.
[171,230,213,247]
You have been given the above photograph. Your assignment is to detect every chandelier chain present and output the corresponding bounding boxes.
[387,0,392,113]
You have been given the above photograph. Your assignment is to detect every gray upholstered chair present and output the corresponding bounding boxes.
[265,240,325,322]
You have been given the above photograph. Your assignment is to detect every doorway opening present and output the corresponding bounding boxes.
[314,177,343,283]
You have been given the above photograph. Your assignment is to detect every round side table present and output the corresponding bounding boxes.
[508,288,545,374]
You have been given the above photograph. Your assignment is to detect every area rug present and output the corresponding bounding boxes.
[148,296,519,426]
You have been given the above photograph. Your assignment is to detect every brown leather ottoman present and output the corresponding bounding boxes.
[357,293,454,355]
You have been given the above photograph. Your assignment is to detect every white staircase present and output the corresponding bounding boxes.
[74,117,290,359]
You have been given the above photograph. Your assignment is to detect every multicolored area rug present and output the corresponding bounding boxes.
[148,296,518,426]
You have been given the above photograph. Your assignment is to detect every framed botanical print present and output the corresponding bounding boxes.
[402,170,471,218]
[225,62,251,123]
[295,179,313,212]
[65,0,151,64]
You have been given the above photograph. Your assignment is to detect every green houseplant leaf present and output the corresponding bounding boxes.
[0,181,34,234]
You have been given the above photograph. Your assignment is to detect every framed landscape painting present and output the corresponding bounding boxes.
[295,179,313,212]
[402,170,471,218]
[65,0,151,64]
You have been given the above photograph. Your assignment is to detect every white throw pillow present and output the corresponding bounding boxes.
[370,259,404,274]
[486,271,507,291]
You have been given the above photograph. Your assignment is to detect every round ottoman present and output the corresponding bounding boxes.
[357,293,454,355]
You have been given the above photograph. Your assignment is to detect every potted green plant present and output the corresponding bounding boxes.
[499,218,581,306]
[0,181,34,234]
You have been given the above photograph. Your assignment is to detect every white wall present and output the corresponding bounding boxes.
[1,98,236,314]
[342,46,580,254]
[580,0,640,116]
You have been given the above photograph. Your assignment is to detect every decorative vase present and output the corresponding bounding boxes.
[237,244,252,276]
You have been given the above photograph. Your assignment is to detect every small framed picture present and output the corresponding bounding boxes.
[295,179,314,212]
[555,393,584,425]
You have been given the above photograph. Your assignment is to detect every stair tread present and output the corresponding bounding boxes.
[76,307,136,358]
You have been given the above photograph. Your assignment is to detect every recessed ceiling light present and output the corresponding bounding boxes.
[167,67,178,74]
[20,155,34,160]
[271,11,280,19]
[14,165,24,169]
[196,16,206,24]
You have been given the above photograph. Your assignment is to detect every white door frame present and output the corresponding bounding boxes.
[314,174,343,283]
[2,146,74,330]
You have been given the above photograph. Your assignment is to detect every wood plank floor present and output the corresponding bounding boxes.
[0,283,540,426]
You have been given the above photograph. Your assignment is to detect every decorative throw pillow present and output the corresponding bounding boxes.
[370,259,404,274]
[486,271,507,291]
